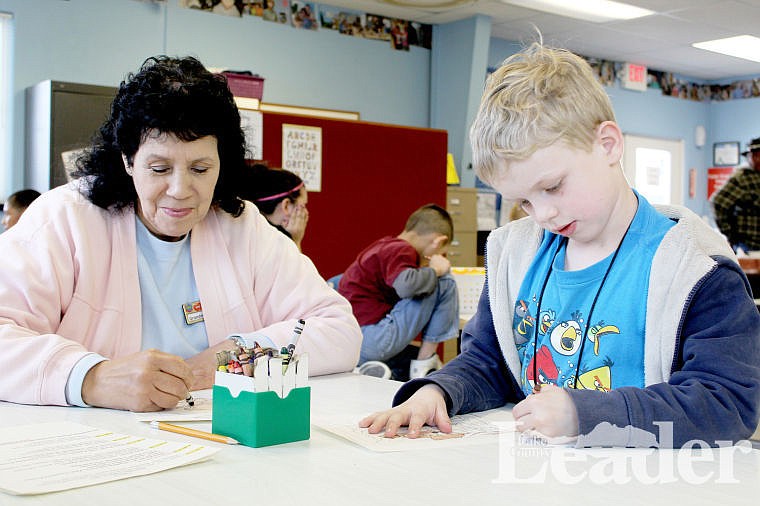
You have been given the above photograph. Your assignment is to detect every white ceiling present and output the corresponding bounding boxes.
[321,0,760,80]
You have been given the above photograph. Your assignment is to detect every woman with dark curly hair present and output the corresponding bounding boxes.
[0,56,361,412]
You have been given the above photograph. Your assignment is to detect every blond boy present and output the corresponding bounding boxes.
[360,43,760,447]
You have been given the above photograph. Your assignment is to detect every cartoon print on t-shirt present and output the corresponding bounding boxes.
[525,344,559,390]
[577,358,614,391]
[516,296,630,393]
[587,321,620,355]
[549,310,584,356]
[537,308,555,336]
[514,299,534,346]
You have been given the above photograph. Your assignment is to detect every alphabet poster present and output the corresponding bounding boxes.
[282,124,322,192]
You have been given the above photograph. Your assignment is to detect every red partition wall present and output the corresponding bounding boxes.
[258,112,448,278]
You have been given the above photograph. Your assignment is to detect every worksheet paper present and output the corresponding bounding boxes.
[0,422,220,495]
[133,389,213,422]
[314,410,508,452]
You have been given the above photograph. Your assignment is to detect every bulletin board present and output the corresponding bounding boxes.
[257,112,448,278]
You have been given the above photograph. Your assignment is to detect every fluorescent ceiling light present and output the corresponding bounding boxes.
[692,35,760,63]
[502,0,654,23]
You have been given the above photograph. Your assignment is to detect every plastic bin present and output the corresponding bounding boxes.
[222,72,265,100]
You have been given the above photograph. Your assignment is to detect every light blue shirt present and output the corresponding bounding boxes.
[134,217,209,357]
[65,218,208,406]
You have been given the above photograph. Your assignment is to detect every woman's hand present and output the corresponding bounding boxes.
[184,339,239,390]
[81,350,194,412]
[359,384,451,438]
[511,383,579,438]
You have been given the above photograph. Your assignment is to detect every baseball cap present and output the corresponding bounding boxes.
[742,137,760,156]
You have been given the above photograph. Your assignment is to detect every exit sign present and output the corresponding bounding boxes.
[621,63,648,91]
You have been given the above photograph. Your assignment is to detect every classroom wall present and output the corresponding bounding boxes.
[259,112,447,278]
[430,15,490,188]
[0,0,431,194]
[708,97,760,163]
[610,86,711,216]
[3,1,760,220]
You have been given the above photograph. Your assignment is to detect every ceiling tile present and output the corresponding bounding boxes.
[667,0,760,34]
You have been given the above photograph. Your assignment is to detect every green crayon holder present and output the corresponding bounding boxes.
[212,385,311,448]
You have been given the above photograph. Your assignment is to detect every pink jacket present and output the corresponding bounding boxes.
[0,184,362,406]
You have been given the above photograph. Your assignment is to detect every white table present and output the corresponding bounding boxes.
[1,373,759,505]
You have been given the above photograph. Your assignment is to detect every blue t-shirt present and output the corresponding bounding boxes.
[514,194,674,395]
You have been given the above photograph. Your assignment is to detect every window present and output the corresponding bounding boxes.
[622,134,684,206]
[0,12,13,202]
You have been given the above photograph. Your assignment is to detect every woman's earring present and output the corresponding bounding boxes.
[121,154,133,176]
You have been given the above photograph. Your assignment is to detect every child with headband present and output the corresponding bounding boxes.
[242,164,309,250]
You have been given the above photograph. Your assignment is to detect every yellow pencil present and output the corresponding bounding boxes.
[150,421,239,445]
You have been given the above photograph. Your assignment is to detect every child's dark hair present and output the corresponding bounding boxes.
[73,55,246,217]
[404,204,453,241]
[6,189,41,210]
[241,163,304,215]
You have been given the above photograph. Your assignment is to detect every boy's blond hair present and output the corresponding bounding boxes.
[469,42,617,185]
[404,204,453,242]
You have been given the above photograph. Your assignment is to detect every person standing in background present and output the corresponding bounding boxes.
[712,137,760,252]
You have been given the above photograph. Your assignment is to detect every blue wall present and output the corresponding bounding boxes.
[0,0,431,193]
[3,1,760,219]
[610,86,710,216]
[708,97,760,159]
[430,15,490,188]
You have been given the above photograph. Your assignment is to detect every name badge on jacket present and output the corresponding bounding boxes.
[182,300,204,325]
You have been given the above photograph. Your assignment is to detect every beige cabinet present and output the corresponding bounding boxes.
[446,187,478,266]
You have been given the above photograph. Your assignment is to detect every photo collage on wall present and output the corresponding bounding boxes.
[584,56,759,103]
[178,0,432,51]
[490,51,760,104]
[585,57,619,87]
[648,70,760,102]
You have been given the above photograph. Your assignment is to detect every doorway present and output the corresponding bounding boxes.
[622,134,684,206]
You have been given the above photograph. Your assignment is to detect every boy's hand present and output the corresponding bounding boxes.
[359,384,452,437]
[511,384,579,438]
[428,254,451,276]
